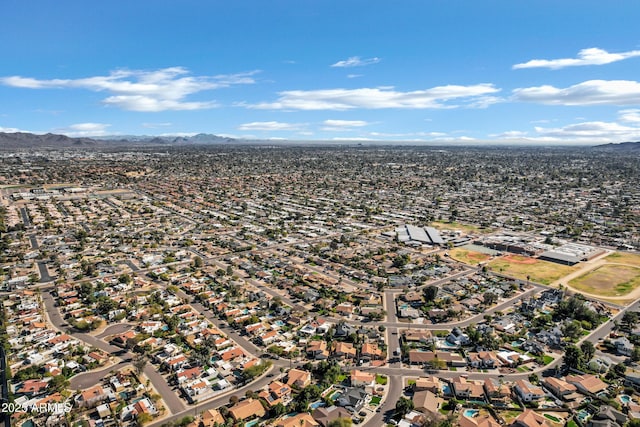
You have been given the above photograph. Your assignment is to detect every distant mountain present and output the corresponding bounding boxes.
[97,133,237,144]
[0,132,98,148]
[592,141,640,151]
[0,132,237,149]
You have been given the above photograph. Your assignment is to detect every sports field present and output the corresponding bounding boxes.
[448,247,492,265]
[568,252,640,297]
[488,254,577,285]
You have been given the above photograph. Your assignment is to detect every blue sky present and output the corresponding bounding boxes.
[2,1,640,144]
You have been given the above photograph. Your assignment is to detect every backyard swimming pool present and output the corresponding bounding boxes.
[463,409,479,418]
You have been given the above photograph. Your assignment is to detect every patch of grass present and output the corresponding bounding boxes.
[569,264,640,296]
[544,414,561,423]
[337,374,347,383]
[448,247,492,266]
[370,396,382,405]
[567,420,578,427]
[606,252,640,267]
[450,367,457,371]
[488,255,577,285]
[543,355,554,365]
[376,375,388,385]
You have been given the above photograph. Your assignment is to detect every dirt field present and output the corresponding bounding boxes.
[604,251,640,267]
[448,247,492,265]
[488,254,577,285]
[569,258,640,297]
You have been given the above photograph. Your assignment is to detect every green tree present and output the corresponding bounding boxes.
[580,341,596,362]
[395,397,414,417]
[192,256,204,268]
[563,345,583,370]
[561,320,583,341]
[611,363,627,378]
[423,285,438,302]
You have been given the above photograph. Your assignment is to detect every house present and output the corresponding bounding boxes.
[164,354,188,371]
[447,327,470,346]
[335,302,355,317]
[334,323,356,338]
[414,376,441,394]
[613,337,634,356]
[332,342,357,360]
[259,330,279,346]
[514,379,545,402]
[403,329,434,344]
[312,406,352,427]
[220,346,245,362]
[259,380,293,407]
[625,372,640,391]
[412,390,442,418]
[176,366,203,384]
[307,340,329,360]
[511,409,552,427]
[286,368,312,389]
[350,370,375,388]
[201,409,226,427]
[588,405,627,427]
[467,351,500,369]
[483,378,511,406]
[228,398,266,421]
[451,377,485,401]
[16,379,49,396]
[335,387,368,412]
[276,412,320,427]
[75,385,110,408]
[565,374,608,395]
[542,377,579,401]
[460,414,501,427]
[361,343,383,361]
[121,397,157,421]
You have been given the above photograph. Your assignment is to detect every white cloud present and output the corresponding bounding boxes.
[56,122,111,137]
[347,74,362,79]
[534,121,640,140]
[331,137,374,141]
[158,132,198,137]
[513,47,640,70]
[0,126,24,133]
[491,130,529,138]
[513,80,640,106]
[322,119,369,131]
[249,84,501,110]
[237,121,305,131]
[0,67,259,112]
[331,56,381,68]
[619,109,640,123]
[142,122,173,128]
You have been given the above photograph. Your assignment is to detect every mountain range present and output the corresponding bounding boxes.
[1,131,639,149]
[0,132,237,149]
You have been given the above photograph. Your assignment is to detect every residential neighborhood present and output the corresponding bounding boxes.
[1,145,639,427]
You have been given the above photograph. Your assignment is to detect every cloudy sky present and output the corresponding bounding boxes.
[2,1,640,144]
